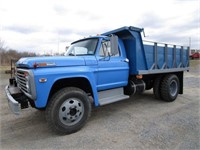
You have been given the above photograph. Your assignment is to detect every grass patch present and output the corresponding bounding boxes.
[0,66,10,71]
[189,60,200,68]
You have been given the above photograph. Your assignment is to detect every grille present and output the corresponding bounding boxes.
[16,70,29,93]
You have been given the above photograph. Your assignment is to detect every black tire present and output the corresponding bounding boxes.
[45,87,91,134]
[153,76,163,100]
[36,107,46,111]
[145,80,153,90]
[160,74,180,102]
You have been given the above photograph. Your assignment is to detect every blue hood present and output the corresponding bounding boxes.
[16,56,86,68]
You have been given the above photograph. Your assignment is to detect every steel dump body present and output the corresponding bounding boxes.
[102,26,189,75]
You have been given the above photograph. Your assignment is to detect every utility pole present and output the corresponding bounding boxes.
[57,33,60,55]
[189,37,191,48]
[189,37,191,54]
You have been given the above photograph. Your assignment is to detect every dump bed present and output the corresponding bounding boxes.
[102,26,189,75]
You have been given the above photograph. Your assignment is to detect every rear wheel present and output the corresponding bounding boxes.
[160,74,179,102]
[46,87,91,134]
[153,76,163,100]
[145,80,153,90]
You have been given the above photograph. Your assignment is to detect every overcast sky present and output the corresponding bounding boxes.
[0,0,199,54]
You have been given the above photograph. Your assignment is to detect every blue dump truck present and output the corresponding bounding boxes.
[5,26,189,134]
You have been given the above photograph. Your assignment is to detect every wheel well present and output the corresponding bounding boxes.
[48,77,93,103]
[142,72,183,94]
[175,72,183,94]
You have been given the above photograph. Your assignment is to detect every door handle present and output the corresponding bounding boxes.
[122,58,129,63]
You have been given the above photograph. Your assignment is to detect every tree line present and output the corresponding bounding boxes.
[0,39,36,65]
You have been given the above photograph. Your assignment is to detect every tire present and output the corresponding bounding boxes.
[36,107,46,111]
[145,80,153,90]
[45,87,91,134]
[160,74,180,102]
[153,76,163,100]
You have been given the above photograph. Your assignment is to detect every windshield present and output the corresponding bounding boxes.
[65,38,98,56]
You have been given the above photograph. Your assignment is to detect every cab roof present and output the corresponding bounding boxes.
[71,35,108,44]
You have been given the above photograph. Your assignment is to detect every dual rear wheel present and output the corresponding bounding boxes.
[153,74,180,102]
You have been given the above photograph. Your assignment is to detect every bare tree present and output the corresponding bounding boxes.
[0,38,5,51]
[0,38,5,65]
[0,39,36,66]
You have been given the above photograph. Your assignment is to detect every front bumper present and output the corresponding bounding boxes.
[5,85,21,115]
[5,83,31,115]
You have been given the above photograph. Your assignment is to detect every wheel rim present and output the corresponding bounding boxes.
[59,98,84,126]
[169,80,178,97]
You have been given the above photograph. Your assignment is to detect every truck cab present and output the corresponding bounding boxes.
[65,35,129,92]
[5,26,189,134]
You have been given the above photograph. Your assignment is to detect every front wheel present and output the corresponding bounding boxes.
[160,74,180,102]
[46,87,91,134]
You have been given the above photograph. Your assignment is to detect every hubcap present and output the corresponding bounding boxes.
[169,80,178,97]
[59,98,84,126]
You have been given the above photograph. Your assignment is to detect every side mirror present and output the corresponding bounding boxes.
[110,34,118,56]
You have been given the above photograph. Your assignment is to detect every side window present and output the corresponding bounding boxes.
[99,40,110,57]
[99,40,120,57]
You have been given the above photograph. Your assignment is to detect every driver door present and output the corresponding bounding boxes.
[96,39,129,91]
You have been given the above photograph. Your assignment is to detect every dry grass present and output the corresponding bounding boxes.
[190,59,200,66]
[0,66,10,71]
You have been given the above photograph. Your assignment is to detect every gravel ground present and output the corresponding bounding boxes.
[0,60,199,150]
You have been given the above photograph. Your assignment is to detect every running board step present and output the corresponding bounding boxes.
[98,88,129,106]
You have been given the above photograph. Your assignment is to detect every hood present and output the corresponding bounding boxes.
[16,56,86,69]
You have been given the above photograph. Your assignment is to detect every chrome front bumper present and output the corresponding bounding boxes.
[5,85,20,115]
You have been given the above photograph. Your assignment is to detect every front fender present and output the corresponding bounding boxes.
[33,66,99,108]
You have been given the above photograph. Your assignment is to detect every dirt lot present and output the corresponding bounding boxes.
[0,60,199,150]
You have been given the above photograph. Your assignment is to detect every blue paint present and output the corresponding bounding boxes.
[15,26,189,108]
